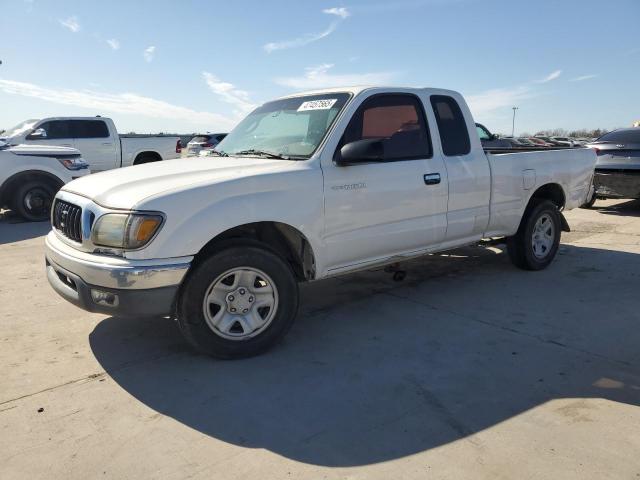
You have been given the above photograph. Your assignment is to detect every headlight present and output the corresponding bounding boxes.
[58,156,89,170]
[91,213,163,249]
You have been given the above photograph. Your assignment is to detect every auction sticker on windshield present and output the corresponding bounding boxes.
[297,99,338,112]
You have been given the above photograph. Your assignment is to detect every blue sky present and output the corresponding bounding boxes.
[1,0,639,135]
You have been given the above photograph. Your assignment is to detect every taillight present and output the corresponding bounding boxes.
[176,140,182,153]
[202,143,213,148]
[591,147,601,155]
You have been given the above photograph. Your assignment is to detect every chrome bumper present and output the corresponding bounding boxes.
[45,232,193,316]
[45,232,191,290]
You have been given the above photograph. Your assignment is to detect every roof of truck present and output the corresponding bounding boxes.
[276,86,460,100]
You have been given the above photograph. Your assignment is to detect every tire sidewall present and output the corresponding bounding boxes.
[522,202,561,270]
[15,181,54,222]
[177,246,299,359]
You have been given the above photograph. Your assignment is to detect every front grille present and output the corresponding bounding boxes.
[52,199,83,242]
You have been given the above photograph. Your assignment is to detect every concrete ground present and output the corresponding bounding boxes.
[1,199,639,479]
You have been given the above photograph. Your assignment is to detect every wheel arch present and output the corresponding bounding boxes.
[133,151,162,165]
[193,221,317,282]
[524,183,570,232]
[528,183,566,210]
[0,170,65,208]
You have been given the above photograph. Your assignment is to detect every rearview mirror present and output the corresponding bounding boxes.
[336,138,384,166]
[27,128,47,139]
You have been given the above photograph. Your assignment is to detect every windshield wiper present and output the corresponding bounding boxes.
[232,149,289,160]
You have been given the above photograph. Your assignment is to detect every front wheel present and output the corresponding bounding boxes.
[13,181,55,222]
[507,200,561,270]
[177,245,299,359]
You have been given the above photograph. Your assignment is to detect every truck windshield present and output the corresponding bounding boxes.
[2,119,39,138]
[215,93,351,159]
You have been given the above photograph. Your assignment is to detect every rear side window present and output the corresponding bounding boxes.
[72,120,109,138]
[342,94,431,160]
[431,95,471,156]
[34,120,72,139]
[597,129,640,143]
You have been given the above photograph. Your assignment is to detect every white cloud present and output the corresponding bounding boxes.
[537,69,562,83]
[59,16,80,33]
[322,7,350,19]
[569,74,597,82]
[466,85,534,118]
[202,72,256,116]
[106,39,120,51]
[275,64,397,90]
[143,46,155,63]
[0,77,235,130]
[263,7,350,53]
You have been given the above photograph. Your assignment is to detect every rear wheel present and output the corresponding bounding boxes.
[177,245,299,359]
[507,200,561,270]
[13,181,54,222]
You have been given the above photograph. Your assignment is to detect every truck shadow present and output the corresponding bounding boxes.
[89,244,640,467]
[593,198,640,216]
[0,211,50,244]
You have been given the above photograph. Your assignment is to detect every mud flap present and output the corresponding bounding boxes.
[560,212,571,232]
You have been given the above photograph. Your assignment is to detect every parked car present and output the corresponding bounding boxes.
[584,128,640,206]
[0,141,89,221]
[550,136,577,147]
[1,117,182,172]
[535,135,565,146]
[45,86,596,358]
[186,133,227,156]
[475,123,512,148]
[528,137,554,147]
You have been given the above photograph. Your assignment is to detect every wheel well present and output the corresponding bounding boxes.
[133,151,162,165]
[529,183,566,210]
[194,222,316,281]
[0,171,64,209]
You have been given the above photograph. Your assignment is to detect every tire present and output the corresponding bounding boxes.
[13,181,55,222]
[507,200,561,271]
[177,245,299,359]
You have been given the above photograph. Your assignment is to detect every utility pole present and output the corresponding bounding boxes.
[511,107,519,137]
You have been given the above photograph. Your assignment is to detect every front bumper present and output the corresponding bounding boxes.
[45,232,192,316]
[594,170,640,199]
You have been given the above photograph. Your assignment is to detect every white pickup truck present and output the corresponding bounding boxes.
[0,142,90,221]
[2,117,181,172]
[44,86,596,358]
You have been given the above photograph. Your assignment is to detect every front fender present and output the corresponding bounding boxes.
[125,168,326,271]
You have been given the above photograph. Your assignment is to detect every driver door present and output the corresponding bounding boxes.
[321,93,448,273]
[25,120,74,149]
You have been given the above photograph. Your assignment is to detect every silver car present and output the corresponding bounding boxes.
[586,128,640,203]
[186,133,227,156]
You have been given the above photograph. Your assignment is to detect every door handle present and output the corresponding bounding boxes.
[424,173,441,185]
[61,143,72,147]
[102,142,113,146]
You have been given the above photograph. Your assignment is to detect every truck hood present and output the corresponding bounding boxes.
[3,144,81,156]
[62,156,303,209]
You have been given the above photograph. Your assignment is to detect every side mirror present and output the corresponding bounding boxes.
[27,128,47,139]
[336,138,384,166]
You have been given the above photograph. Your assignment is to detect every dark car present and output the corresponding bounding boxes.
[586,128,640,204]
[475,123,512,149]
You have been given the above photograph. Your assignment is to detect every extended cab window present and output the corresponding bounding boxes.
[342,94,431,160]
[31,120,72,139]
[431,95,471,156]
[72,120,109,138]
